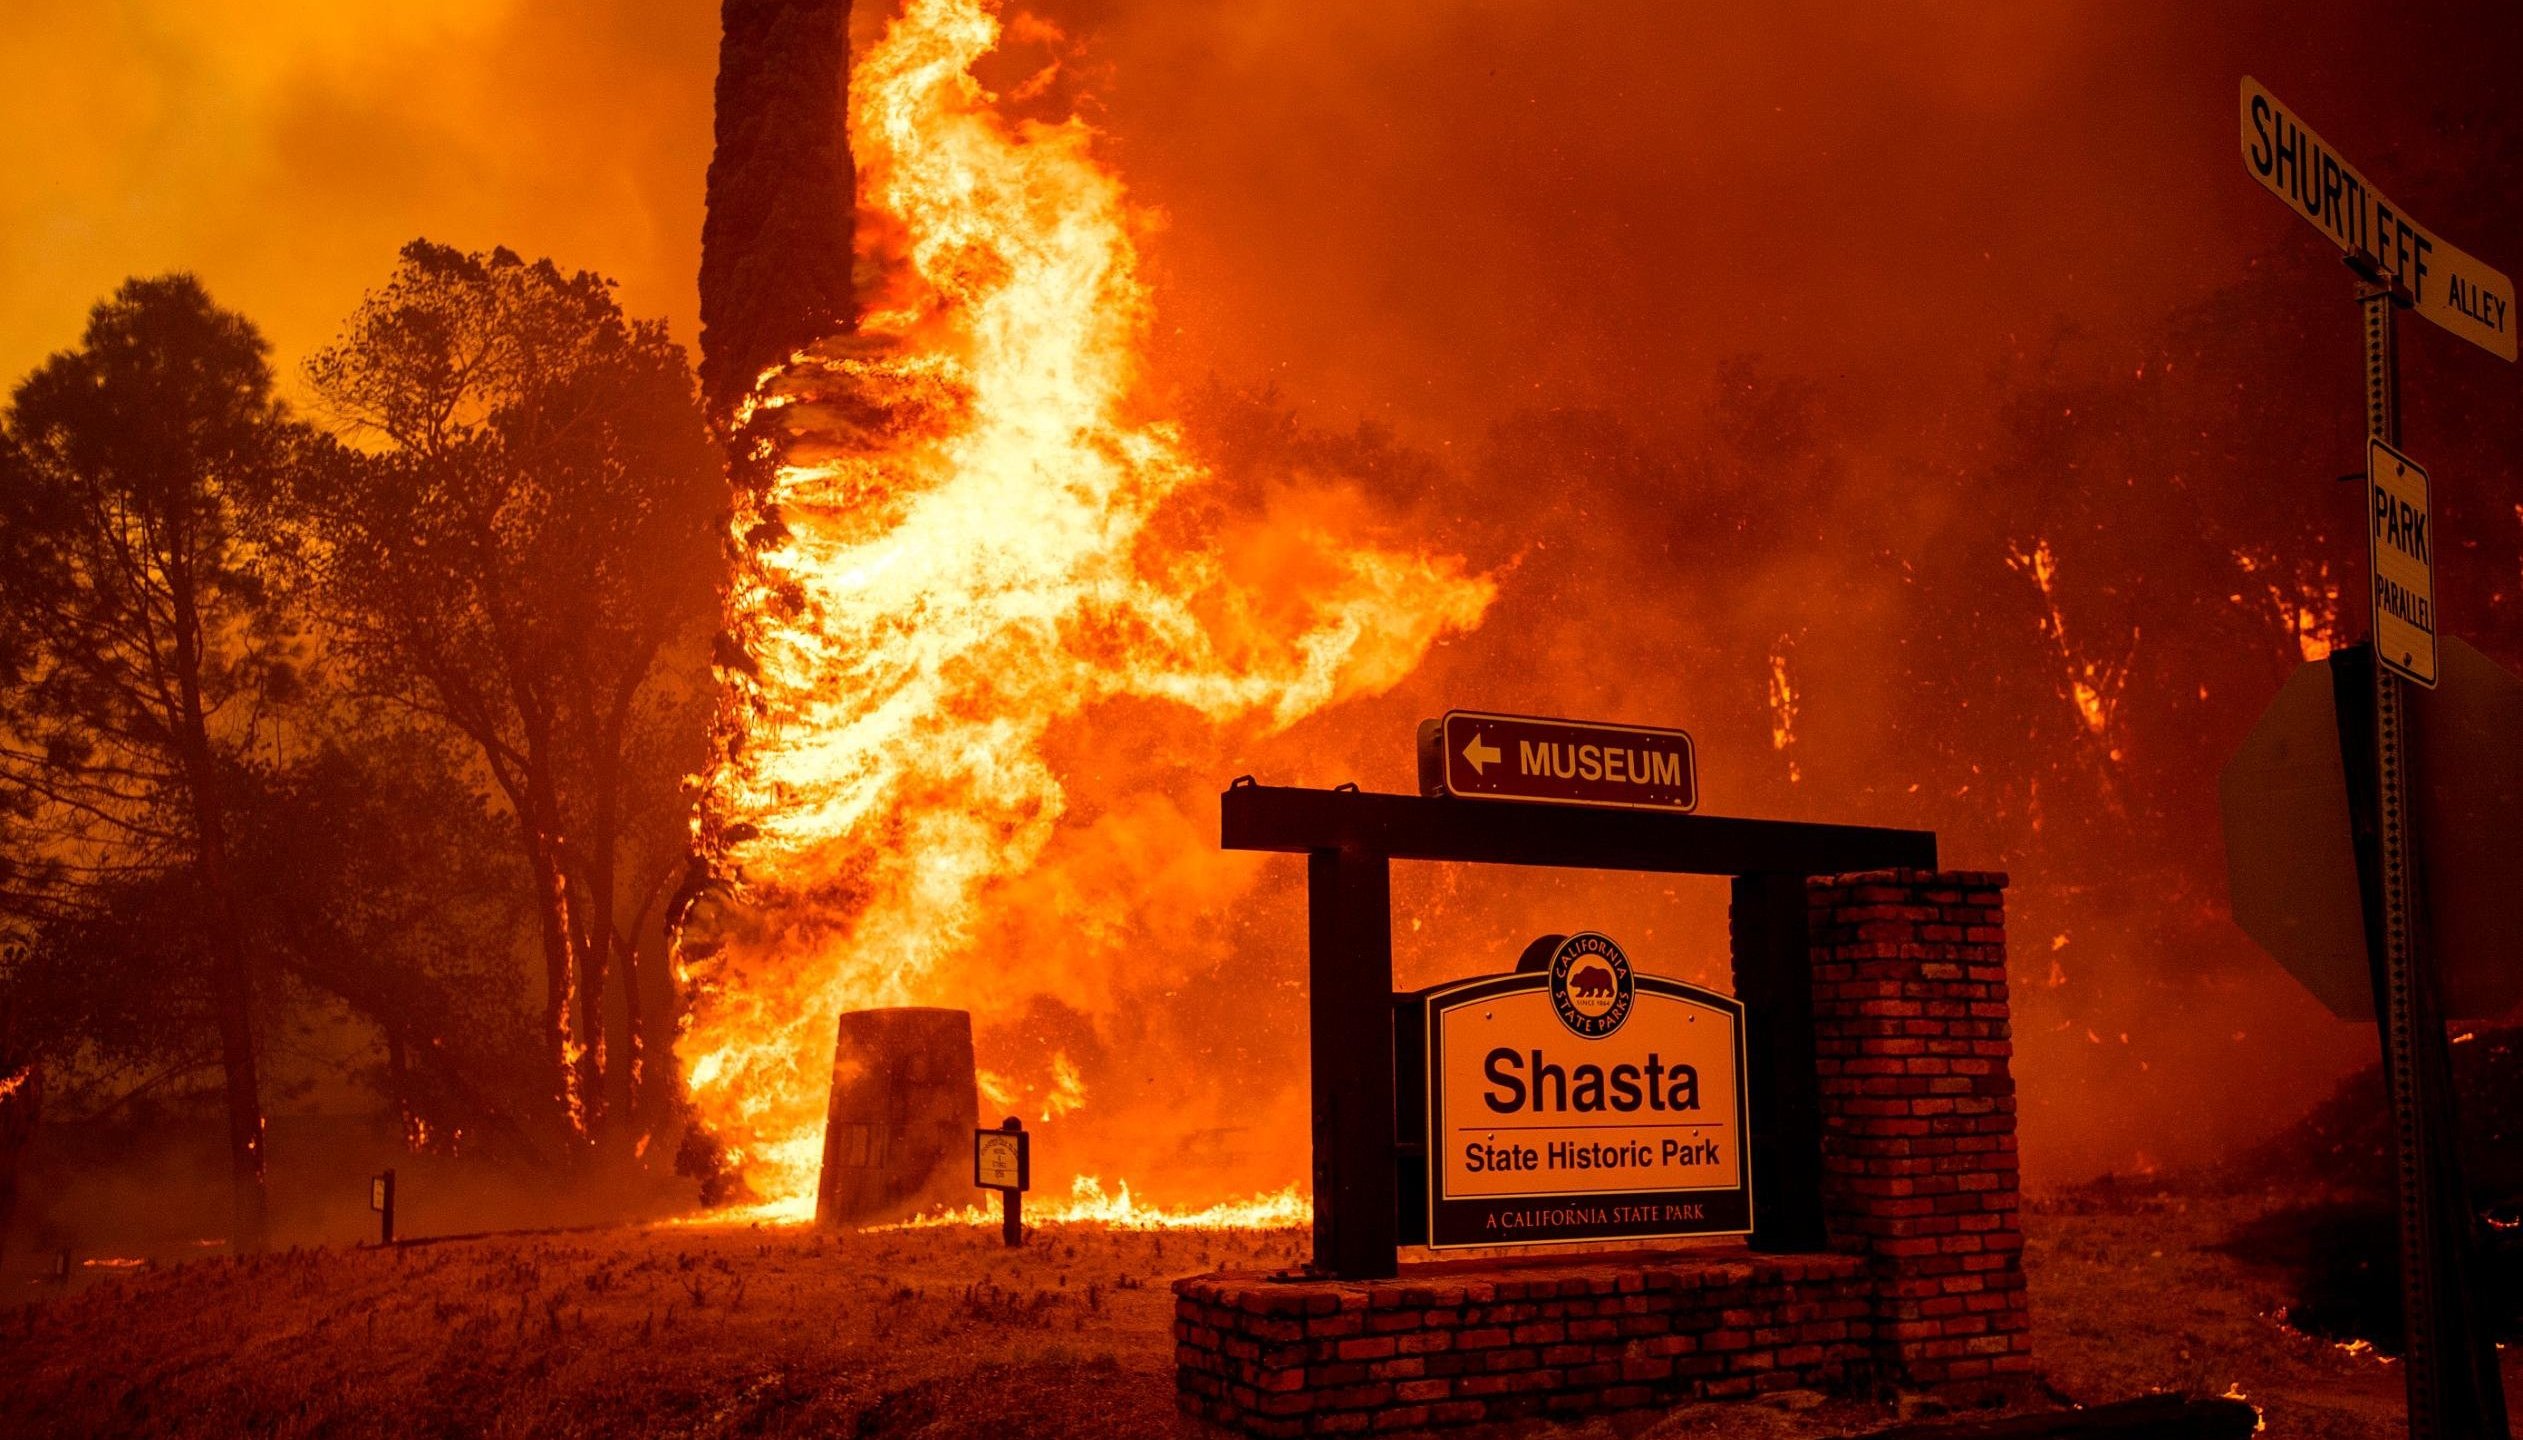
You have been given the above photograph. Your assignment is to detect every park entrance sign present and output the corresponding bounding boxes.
[1219,752,1939,1279]
[1422,932,1749,1249]
[1188,731,2045,1433]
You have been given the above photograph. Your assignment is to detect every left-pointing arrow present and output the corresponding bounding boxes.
[1462,733,1502,774]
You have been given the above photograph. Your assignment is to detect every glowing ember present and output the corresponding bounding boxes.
[2219,1383,2266,1434]
[680,0,1491,1209]
[2230,547,2340,662]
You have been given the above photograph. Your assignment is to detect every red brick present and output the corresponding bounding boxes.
[1510,1321,1566,1345]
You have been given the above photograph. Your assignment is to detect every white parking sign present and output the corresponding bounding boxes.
[2368,439,2437,688]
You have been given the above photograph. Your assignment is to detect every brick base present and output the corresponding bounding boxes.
[1809,870,2032,1386]
[1173,1248,1871,1436]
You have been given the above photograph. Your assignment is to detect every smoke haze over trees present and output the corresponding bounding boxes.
[2,2,2522,1259]
[0,248,725,1247]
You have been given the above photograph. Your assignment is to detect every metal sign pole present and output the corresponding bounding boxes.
[2356,278,2510,1440]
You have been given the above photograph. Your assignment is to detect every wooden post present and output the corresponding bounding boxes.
[1308,846,1397,1279]
[376,1168,396,1246]
[1000,1117,1025,1247]
[1731,873,1826,1253]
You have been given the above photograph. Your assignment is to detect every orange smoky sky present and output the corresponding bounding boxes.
[0,0,717,393]
[3,0,2510,430]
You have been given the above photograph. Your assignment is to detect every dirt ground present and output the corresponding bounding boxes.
[1,1185,2513,1438]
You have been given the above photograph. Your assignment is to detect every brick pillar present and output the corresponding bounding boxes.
[1807,869,2031,1387]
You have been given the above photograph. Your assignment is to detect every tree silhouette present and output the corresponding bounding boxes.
[0,275,308,1248]
[300,242,722,1149]
[234,730,547,1161]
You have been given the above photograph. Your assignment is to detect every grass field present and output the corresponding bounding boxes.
[1,1183,2512,1438]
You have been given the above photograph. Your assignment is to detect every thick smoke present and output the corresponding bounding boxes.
[10,0,2523,1200]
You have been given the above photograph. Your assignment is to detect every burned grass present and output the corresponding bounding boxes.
[0,1219,1307,1440]
[1,1188,2513,1438]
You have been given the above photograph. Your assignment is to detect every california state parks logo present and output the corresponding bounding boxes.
[1548,932,1633,1038]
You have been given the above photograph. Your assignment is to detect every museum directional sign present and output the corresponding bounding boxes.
[1422,933,1749,1249]
[1419,711,1697,813]
[2240,76,2517,361]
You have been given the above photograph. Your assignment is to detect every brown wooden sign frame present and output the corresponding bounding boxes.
[1221,779,1936,1279]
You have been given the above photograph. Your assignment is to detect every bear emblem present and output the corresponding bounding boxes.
[1569,964,1617,999]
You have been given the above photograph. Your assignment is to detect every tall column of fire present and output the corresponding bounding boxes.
[691,0,980,1224]
[677,0,1491,1220]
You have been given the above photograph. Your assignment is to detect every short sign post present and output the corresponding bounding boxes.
[2367,439,2437,688]
[974,1117,1029,1247]
[1421,932,1749,1249]
[1419,710,1696,813]
[370,1169,395,1246]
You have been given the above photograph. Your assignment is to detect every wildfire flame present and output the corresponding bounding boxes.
[2009,537,2128,763]
[1765,637,1800,784]
[679,0,1491,1210]
[884,1175,1311,1231]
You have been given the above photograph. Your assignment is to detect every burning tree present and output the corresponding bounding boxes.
[676,0,1494,1210]
[699,0,859,417]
